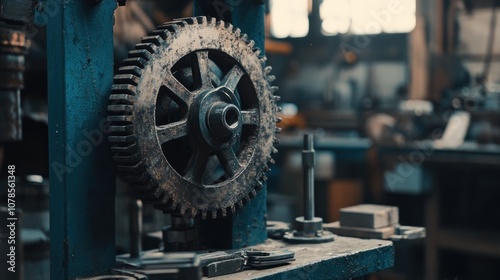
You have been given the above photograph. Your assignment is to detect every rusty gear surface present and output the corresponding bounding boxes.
[108,17,280,219]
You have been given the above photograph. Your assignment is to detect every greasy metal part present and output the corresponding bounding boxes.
[302,134,315,220]
[116,251,202,280]
[326,204,425,241]
[162,215,200,251]
[108,16,279,219]
[284,133,334,244]
[0,0,36,25]
[199,249,295,277]
[266,221,289,239]
[129,200,143,258]
[0,26,27,142]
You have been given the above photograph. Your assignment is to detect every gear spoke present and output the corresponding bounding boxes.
[156,120,188,144]
[217,148,241,176]
[241,109,258,125]
[221,65,244,91]
[185,148,210,184]
[192,51,212,89]
[164,73,193,105]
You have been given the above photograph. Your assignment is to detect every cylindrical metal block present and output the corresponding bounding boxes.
[303,134,315,220]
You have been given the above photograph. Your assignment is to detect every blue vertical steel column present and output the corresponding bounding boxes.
[47,0,116,279]
[194,0,267,248]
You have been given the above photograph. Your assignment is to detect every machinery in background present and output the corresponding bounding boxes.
[0,1,399,279]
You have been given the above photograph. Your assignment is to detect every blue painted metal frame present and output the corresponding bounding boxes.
[194,0,268,248]
[47,1,116,279]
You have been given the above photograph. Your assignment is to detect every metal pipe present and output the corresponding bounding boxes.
[302,134,315,221]
[129,199,142,258]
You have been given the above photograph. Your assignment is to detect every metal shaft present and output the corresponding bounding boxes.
[302,134,315,221]
[129,199,143,258]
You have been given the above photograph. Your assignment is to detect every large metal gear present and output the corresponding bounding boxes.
[108,17,280,219]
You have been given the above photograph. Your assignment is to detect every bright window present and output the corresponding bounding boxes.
[320,0,416,35]
[270,0,310,38]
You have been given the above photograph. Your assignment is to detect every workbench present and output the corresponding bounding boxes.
[213,236,394,280]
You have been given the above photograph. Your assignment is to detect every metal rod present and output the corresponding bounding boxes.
[129,199,143,258]
[302,134,315,220]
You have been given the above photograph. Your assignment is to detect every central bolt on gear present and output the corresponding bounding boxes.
[108,17,281,219]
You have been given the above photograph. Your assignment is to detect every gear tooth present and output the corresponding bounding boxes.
[113,152,140,164]
[191,208,198,217]
[208,17,216,25]
[233,27,241,37]
[273,137,281,145]
[163,24,180,33]
[268,75,276,82]
[253,48,261,57]
[270,86,279,93]
[238,200,244,208]
[272,147,279,154]
[216,20,224,27]
[135,43,157,54]
[178,17,195,24]
[261,174,268,182]
[111,143,137,153]
[255,181,263,190]
[123,172,150,184]
[250,189,257,198]
[109,134,136,143]
[107,115,133,123]
[276,117,283,124]
[247,40,255,48]
[264,165,271,172]
[123,57,147,69]
[201,210,208,219]
[128,49,152,61]
[112,84,137,95]
[108,104,134,114]
[109,94,136,105]
[149,29,169,40]
[169,19,187,27]
[240,34,249,41]
[118,65,142,77]
[260,56,268,64]
[268,157,276,165]
[225,22,233,30]
[230,205,236,214]
[273,95,281,102]
[141,35,161,46]
[211,210,217,219]
[114,74,139,86]
[277,106,282,113]
[196,16,208,25]
[180,206,188,215]
[154,188,164,199]
[264,66,272,74]
[222,208,228,217]
[161,196,171,205]
[244,195,250,202]
[276,127,282,134]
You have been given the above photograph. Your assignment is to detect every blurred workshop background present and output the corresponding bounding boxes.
[1,0,500,279]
